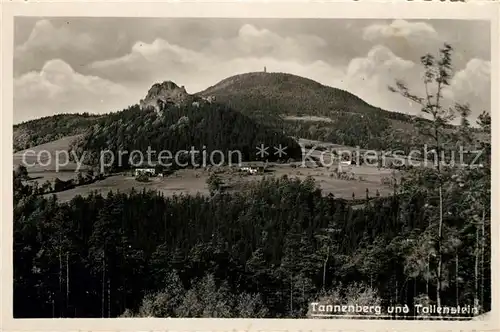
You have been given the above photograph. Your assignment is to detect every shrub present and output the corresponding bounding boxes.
[14,164,28,179]
[135,173,150,182]
[206,173,223,194]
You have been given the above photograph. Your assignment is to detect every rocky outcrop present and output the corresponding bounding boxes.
[140,81,192,113]
[139,81,217,114]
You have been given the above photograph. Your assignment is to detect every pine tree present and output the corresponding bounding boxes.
[389,43,460,308]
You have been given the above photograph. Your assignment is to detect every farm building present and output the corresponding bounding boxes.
[240,167,258,175]
[134,168,156,177]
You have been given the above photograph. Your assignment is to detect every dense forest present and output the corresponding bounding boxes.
[13,164,491,318]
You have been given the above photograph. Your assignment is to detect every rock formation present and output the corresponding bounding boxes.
[139,81,192,113]
[139,80,217,114]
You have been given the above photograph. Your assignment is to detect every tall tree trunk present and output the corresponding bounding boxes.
[102,257,106,318]
[322,252,328,291]
[108,277,111,318]
[436,185,443,308]
[302,279,305,302]
[59,246,63,317]
[455,252,459,307]
[413,277,416,303]
[474,217,479,308]
[395,279,398,304]
[66,252,69,315]
[290,273,293,316]
[426,254,430,297]
[480,207,485,311]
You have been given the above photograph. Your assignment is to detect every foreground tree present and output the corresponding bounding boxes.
[389,43,485,308]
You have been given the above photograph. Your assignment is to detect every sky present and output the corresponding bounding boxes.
[13,17,491,124]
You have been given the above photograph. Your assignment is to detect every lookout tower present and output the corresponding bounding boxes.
[264,66,267,73]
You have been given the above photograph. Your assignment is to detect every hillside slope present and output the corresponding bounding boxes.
[70,102,303,170]
[198,72,412,122]
[197,72,428,151]
[13,113,103,152]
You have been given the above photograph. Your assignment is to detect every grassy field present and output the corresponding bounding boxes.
[49,164,395,203]
[13,135,85,173]
[15,135,398,203]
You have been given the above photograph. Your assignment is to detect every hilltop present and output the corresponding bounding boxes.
[197,72,420,151]
[140,81,204,112]
[198,72,412,122]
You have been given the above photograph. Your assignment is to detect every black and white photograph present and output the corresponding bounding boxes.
[4,2,496,328]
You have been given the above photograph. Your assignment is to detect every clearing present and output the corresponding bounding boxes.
[14,135,398,203]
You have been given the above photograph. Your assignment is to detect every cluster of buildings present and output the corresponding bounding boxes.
[240,166,258,175]
[134,168,158,177]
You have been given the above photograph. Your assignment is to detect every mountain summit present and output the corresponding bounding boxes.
[197,72,410,122]
[140,81,193,112]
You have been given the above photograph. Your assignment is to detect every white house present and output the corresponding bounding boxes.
[240,167,258,175]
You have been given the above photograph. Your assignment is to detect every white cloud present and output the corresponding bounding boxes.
[339,46,491,122]
[449,59,491,119]
[363,20,439,43]
[14,59,133,123]
[88,24,330,89]
[341,45,422,114]
[362,20,442,64]
[208,24,327,61]
[89,38,202,85]
[16,19,94,54]
[15,20,96,75]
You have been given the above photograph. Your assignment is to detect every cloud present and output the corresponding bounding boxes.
[88,24,330,88]
[363,20,439,43]
[207,24,327,61]
[16,19,94,54]
[339,46,491,123]
[341,45,422,114]
[14,59,133,123]
[88,39,202,86]
[14,19,96,76]
[362,20,442,64]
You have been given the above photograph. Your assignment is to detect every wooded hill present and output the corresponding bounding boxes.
[68,103,303,170]
[13,113,103,152]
